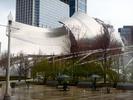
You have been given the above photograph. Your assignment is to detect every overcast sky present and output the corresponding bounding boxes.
[0,0,15,52]
[0,0,133,52]
[87,0,133,28]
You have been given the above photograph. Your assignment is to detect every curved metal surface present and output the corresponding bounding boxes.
[10,12,124,55]
[61,12,124,52]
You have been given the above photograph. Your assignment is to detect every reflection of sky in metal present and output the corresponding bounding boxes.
[11,21,70,55]
[11,13,124,55]
[62,13,124,51]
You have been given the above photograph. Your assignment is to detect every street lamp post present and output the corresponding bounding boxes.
[3,12,13,100]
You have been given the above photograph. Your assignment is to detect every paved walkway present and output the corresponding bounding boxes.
[0,85,133,100]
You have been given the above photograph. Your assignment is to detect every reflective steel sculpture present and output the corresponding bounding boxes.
[10,12,124,55]
[60,13,124,53]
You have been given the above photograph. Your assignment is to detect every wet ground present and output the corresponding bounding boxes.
[0,85,133,100]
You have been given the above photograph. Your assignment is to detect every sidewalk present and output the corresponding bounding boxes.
[0,79,32,100]
[0,85,133,100]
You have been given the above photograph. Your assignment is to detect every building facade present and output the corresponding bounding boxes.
[69,0,87,16]
[16,0,69,28]
[60,0,69,4]
[16,0,34,25]
[118,26,133,45]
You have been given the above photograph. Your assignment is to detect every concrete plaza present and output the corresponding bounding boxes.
[0,85,133,100]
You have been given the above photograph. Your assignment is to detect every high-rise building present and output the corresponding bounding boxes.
[60,0,69,4]
[16,0,69,28]
[69,0,87,16]
[60,0,87,17]
[118,26,133,45]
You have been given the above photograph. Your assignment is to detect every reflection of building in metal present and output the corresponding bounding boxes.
[11,13,124,55]
[16,0,69,28]
[69,0,87,16]
[118,26,133,45]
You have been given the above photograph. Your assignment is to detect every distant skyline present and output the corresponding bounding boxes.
[0,0,133,28]
[0,0,133,52]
